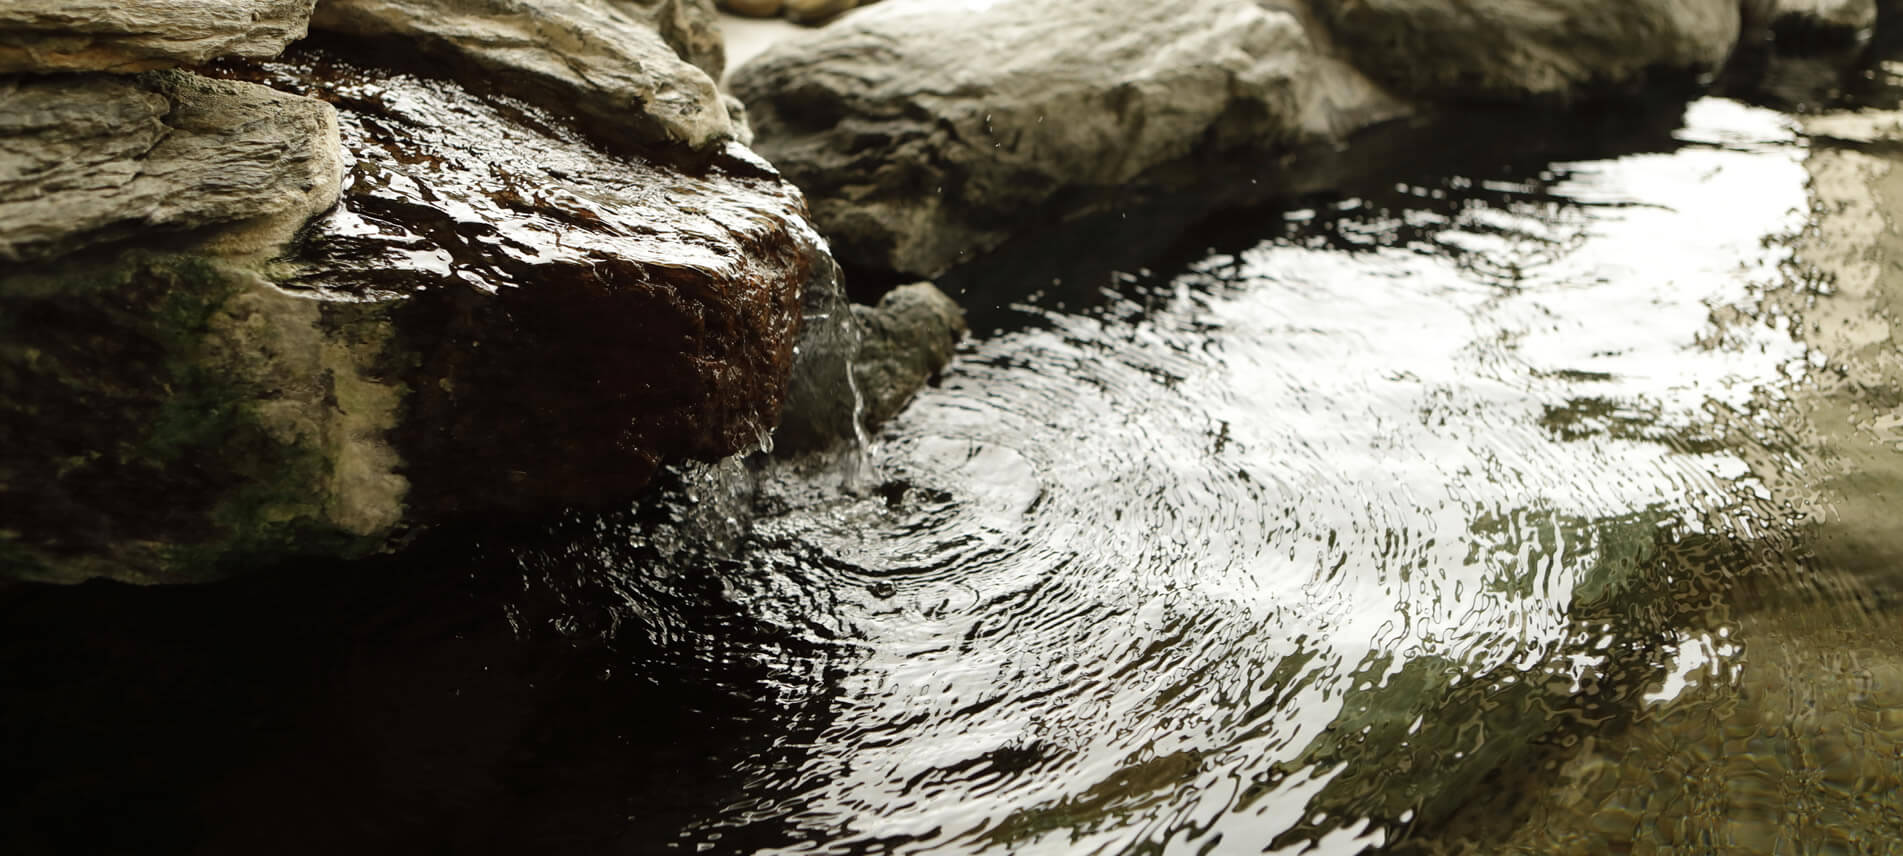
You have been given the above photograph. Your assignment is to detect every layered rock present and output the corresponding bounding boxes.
[0,0,317,73]
[0,71,342,263]
[2,49,827,584]
[729,0,1405,278]
[1315,0,1745,102]
[310,0,733,153]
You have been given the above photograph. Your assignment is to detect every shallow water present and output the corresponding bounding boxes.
[645,98,1830,854]
[7,83,1903,856]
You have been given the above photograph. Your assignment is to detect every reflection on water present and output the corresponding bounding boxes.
[643,97,1854,853]
[8,91,1903,854]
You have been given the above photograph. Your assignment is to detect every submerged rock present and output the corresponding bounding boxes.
[730,0,1404,279]
[310,0,733,153]
[1315,0,1744,102]
[1,51,827,584]
[0,71,342,263]
[0,0,316,73]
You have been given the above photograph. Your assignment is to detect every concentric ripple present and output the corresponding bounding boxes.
[640,99,1831,854]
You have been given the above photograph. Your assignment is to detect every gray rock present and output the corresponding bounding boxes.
[617,0,727,79]
[1773,0,1878,35]
[851,282,964,430]
[0,0,316,73]
[310,0,733,153]
[730,0,1405,278]
[1,51,826,584]
[0,71,343,264]
[1315,0,1743,102]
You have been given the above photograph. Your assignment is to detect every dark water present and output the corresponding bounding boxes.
[7,87,1903,854]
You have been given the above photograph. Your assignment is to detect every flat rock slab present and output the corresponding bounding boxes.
[311,0,734,153]
[0,71,342,264]
[730,0,1403,279]
[1316,0,1743,102]
[0,0,316,73]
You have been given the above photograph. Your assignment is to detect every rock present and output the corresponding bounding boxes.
[0,0,316,73]
[1773,0,1878,38]
[1314,0,1744,102]
[850,282,964,430]
[783,0,857,24]
[0,71,343,264]
[1,49,828,584]
[619,0,727,79]
[730,0,1404,279]
[721,0,786,17]
[310,0,733,154]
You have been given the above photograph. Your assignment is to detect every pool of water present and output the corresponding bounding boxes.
[8,74,1903,856]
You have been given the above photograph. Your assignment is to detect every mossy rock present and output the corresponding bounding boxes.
[0,253,404,584]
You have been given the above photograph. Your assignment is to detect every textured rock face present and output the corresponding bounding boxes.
[616,0,727,79]
[2,51,826,583]
[850,282,964,430]
[0,0,317,73]
[1315,0,1744,102]
[0,72,342,264]
[310,0,733,153]
[730,0,1404,278]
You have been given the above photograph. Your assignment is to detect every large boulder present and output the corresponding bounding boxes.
[310,0,733,153]
[729,0,1405,279]
[0,0,317,73]
[0,71,342,264]
[1,49,827,584]
[1314,0,1745,102]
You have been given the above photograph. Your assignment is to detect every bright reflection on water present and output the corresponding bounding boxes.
[638,98,1823,854]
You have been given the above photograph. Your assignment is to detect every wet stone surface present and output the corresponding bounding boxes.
[221,48,820,517]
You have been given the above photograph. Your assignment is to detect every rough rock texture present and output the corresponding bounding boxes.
[2,51,826,584]
[730,0,1405,279]
[0,0,317,73]
[1315,0,1744,102]
[310,0,733,153]
[617,0,727,79]
[850,282,964,430]
[0,71,343,264]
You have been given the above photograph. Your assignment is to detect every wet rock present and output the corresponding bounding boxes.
[1315,0,1743,103]
[774,280,961,454]
[309,0,733,153]
[0,71,343,264]
[850,282,964,430]
[1,50,826,584]
[729,0,1404,279]
[0,0,316,73]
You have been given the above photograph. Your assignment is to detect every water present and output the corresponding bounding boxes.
[9,79,1903,856]
[661,97,1823,854]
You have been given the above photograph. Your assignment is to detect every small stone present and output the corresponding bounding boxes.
[721,0,785,17]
